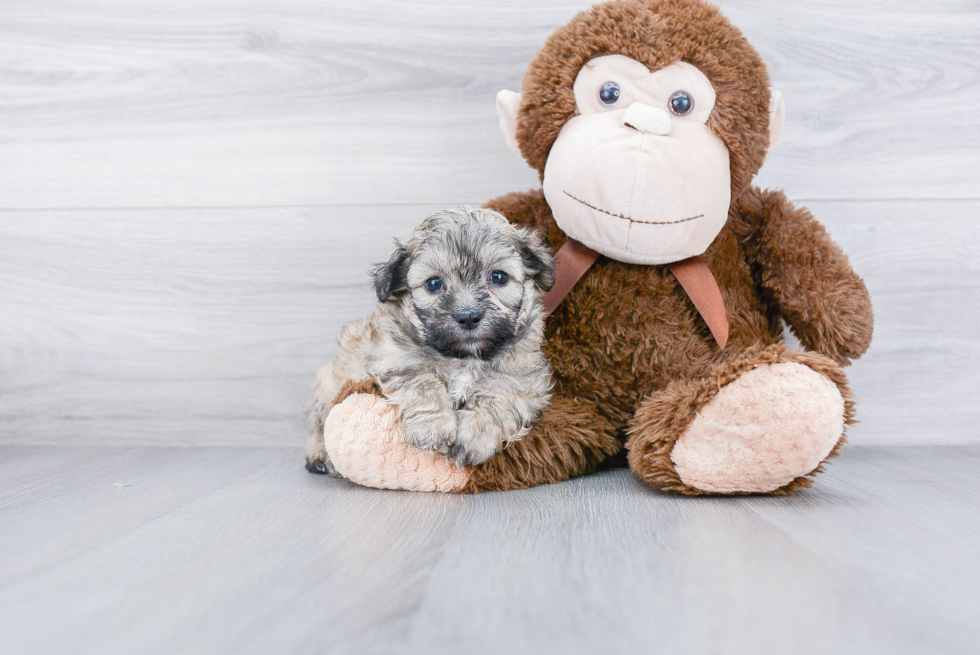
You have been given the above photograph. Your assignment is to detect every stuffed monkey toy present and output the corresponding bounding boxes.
[307,0,874,495]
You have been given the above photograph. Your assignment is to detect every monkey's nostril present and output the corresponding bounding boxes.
[455,309,483,331]
[623,103,672,136]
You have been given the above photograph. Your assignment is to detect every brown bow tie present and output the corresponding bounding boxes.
[542,239,729,349]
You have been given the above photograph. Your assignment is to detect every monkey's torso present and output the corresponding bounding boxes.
[486,188,784,435]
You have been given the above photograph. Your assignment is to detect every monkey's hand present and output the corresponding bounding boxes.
[323,388,470,493]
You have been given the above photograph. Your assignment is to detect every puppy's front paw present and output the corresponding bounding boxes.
[450,410,506,466]
[402,410,458,453]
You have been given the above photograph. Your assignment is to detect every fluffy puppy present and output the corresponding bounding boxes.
[305,207,555,472]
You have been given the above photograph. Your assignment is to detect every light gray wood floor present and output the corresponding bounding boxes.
[1,444,978,655]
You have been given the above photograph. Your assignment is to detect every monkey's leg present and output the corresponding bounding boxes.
[321,384,620,493]
[626,343,854,495]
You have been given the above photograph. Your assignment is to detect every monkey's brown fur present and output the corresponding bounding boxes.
[461,0,874,494]
[462,395,622,493]
[517,0,771,200]
[333,378,382,406]
[626,343,854,495]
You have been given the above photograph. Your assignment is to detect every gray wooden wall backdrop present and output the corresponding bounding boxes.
[1,0,978,447]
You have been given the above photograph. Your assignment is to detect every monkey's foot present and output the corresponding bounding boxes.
[628,346,853,495]
[323,393,470,493]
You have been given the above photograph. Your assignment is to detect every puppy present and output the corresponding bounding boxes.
[305,207,555,473]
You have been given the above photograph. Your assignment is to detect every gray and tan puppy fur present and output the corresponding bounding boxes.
[305,207,556,473]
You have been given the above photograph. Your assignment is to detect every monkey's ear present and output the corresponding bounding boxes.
[766,89,785,160]
[371,244,410,303]
[516,229,556,292]
[496,90,522,157]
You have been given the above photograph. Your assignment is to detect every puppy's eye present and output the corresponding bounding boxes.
[489,271,509,286]
[424,277,443,293]
[668,90,694,116]
[599,81,621,107]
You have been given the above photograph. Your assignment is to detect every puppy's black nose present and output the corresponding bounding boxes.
[455,308,483,331]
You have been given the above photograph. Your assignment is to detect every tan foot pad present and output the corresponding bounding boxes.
[324,393,470,492]
[671,362,845,493]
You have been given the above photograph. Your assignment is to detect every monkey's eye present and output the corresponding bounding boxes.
[668,90,694,116]
[424,277,444,293]
[489,271,509,286]
[599,81,621,106]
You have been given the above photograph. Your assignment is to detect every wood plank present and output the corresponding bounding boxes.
[0,446,278,588]
[404,468,962,654]
[741,446,980,652]
[0,447,465,655]
[1,199,977,447]
[0,204,443,446]
[817,200,980,445]
[0,445,977,654]
[1,0,977,209]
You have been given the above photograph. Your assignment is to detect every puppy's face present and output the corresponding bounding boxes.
[373,208,555,360]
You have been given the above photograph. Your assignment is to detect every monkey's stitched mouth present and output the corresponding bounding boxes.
[563,190,704,226]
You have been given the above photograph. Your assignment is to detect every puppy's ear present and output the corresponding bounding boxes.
[516,228,555,292]
[372,243,411,303]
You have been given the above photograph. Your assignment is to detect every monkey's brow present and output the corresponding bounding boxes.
[563,191,703,225]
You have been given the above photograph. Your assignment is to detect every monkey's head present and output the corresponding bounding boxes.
[497,0,784,265]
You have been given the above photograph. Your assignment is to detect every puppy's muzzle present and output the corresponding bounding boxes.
[455,308,483,331]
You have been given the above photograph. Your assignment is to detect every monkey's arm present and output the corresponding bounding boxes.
[460,394,621,492]
[731,187,874,365]
[318,381,618,492]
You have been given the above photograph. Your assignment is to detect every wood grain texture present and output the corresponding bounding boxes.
[0,0,977,209]
[0,204,439,446]
[0,446,277,587]
[744,446,980,650]
[0,445,978,654]
[1,199,977,447]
